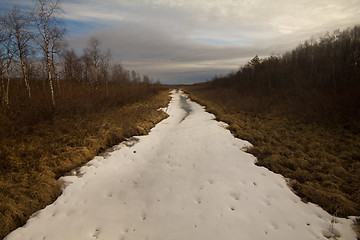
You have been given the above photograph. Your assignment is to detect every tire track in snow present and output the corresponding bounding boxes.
[179,94,192,123]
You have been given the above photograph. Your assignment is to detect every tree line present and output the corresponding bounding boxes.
[0,0,163,132]
[0,0,159,111]
[203,25,360,125]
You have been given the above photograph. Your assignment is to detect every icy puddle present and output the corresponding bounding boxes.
[6,90,356,240]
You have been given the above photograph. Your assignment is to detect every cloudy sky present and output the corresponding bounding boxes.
[1,0,359,84]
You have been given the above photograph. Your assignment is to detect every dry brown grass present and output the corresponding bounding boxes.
[185,86,360,218]
[0,90,170,239]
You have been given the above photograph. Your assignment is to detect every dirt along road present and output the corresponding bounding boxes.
[5,90,356,240]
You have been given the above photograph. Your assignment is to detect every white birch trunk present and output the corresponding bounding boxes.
[20,56,31,99]
[5,67,11,106]
[46,40,55,107]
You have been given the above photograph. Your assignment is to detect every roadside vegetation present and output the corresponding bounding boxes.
[185,25,360,218]
[0,0,169,238]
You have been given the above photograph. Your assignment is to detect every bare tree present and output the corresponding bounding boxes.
[8,6,33,99]
[32,0,64,107]
[100,49,111,82]
[143,74,150,85]
[0,26,7,106]
[131,70,140,83]
[111,63,130,83]
[85,37,101,86]
[81,49,92,84]
[100,48,111,96]
[0,15,16,106]
[63,49,82,82]
[49,25,66,94]
[111,63,123,82]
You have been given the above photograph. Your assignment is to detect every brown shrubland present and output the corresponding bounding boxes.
[0,79,170,238]
[185,86,359,217]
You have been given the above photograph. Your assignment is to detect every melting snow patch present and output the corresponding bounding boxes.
[5,90,357,240]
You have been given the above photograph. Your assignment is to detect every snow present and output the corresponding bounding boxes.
[5,90,356,240]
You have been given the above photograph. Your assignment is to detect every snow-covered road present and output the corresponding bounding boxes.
[6,90,356,240]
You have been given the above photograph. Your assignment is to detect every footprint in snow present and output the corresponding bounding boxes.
[230,192,240,201]
[263,199,272,206]
[270,222,279,230]
[92,228,100,239]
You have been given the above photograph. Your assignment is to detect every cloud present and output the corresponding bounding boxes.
[2,0,359,84]
[68,22,262,83]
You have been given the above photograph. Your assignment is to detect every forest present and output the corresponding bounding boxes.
[0,1,163,126]
[200,25,360,126]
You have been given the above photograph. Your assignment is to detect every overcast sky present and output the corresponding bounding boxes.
[1,0,359,84]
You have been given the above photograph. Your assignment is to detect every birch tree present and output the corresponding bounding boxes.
[0,25,7,106]
[100,49,111,96]
[85,37,101,86]
[0,16,16,106]
[32,0,64,107]
[81,49,92,84]
[63,49,82,82]
[8,6,33,99]
[49,26,66,94]
[111,63,130,83]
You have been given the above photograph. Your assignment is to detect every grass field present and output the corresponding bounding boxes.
[185,86,360,220]
[0,89,170,239]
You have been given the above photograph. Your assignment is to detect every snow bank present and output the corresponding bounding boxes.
[5,90,356,240]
